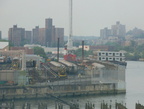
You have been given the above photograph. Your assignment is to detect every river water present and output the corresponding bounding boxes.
[125,61,144,108]
[64,61,144,109]
[84,61,144,109]
[3,61,144,109]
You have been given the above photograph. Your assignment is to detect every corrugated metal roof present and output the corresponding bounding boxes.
[92,63,105,68]
[50,61,65,67]
[59,60,77,67]
[0,42,9,49]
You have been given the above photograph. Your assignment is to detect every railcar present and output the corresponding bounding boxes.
[59,60,77,74]
[49,61,67,78]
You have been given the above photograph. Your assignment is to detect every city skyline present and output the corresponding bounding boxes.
[8,18,64,47]
[1,0,144,38]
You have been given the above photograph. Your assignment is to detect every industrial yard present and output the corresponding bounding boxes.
[0,49,127,102]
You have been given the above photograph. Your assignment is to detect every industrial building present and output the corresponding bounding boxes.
[0,49,42,87]
[0,42,9,50]
[0,50,41,70]
[93,51,125,62]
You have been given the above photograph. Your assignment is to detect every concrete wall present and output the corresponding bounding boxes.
[0,83,126,100]
[0,70,17,81]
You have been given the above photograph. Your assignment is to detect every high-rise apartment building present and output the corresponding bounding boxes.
[8,25,25,46]
[45,18,53,47]
[30,18,65,47]
[25,31,32,44]
[55,28,64,47]
[100,27,111,39]
[39,28,46,46]
[0,31,1,40]
[51,26,56,46]
[32,26,39,44]
[111,21,126,37]
[45,18,52,29]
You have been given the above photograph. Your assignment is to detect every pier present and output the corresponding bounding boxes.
[0,75,125,101]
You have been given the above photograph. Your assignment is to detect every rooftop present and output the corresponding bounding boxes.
[0,42,9,49]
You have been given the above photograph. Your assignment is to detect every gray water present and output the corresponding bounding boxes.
[3,61,144,109]
[126,61,144,108]
[82,61,144,109]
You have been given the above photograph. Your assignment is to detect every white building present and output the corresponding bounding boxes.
[79,45,90,51]
[94,51,125,62]
[0,42,9,50]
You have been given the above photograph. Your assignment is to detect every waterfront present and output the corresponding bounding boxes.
[78,61,144,109]
[82,61,144,109]
[0,61,144,109]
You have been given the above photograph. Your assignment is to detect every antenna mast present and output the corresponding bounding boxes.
[67,0,73,49]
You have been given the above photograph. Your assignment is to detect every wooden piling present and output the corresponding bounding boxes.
[136,103,144,109]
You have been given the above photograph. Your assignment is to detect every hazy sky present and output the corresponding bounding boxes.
[0,0,144,38]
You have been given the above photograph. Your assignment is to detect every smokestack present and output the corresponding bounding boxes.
[82,40,84,61]
[57,38,60,62]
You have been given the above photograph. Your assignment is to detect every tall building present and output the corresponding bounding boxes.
[45,18,53,47]
[39,28,46,46]
[25,31,32,44]
[100,27,111,39]
[55,28,64,47]
[32,26,39,44]
[8,25,25,46]
[51,26,56,47]
[111,21,126,37]
[0,31,1,40]
[45,18,52,29]
[30,18,65,47]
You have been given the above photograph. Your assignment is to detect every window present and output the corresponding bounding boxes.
[113,58,115,61]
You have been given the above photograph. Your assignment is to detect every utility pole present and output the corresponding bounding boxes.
[82,40,84,61]
[57,38,60,62]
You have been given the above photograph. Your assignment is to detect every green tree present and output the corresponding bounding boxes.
[141,51,144,58]
[0,39,8,42]
[133,52,140,60]
[130,40,137,48]
[102,41,144,61]
[33,47,47,58]
[123,46,134,52]
[105,42,122,51]
[74,48,93,58]
[125,53,135,60]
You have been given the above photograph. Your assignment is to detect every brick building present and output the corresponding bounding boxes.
[10,47,34,54]
[8,25,25,46]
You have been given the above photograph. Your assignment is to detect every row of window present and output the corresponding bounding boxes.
[99,57,124,61]
[98,52,124,56]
